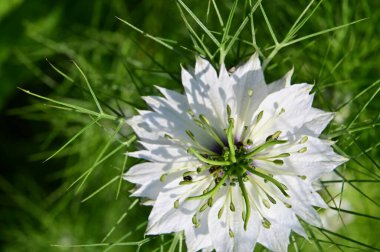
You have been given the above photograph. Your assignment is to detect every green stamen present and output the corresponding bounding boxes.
[244,140,287,159]
[245,166,289,197]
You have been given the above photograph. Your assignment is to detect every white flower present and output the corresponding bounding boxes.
[124,54,348,252]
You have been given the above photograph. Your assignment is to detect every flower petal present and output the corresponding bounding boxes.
[147,177,211,234]
[231,53,268,137]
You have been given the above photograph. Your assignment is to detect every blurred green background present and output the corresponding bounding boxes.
[1,0,379,251]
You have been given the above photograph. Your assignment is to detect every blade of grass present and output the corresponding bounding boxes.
[19,88,118,120]
[116,17,174,50]
[177,0,220,47]
[81,175,119,202]
[44,117,99,162]
[72,61,103,114]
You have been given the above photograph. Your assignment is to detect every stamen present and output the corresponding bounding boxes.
[298,175,307,180]
[199,203,208,212]
[207,197,214,207]
[230,201,235,212]
[262,218,271,229]
[248,89,254,97]
[272,159,284,165]
[266,131,282,142]
[192,214,198,225]
[218,206,224,219]
[164,134,173,139]
[262,199,271,209]
[298,147,307,153]
[245,166,289,197]
[229,229,234,238]
[160,174,167,182]
[256,111,264,124]
[299,136,308,144]
[174,199,179,209]
[244,140,287,159]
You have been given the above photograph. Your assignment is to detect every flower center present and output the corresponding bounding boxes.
[183,106,293,230]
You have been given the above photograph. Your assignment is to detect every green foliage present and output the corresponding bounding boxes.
[1,0,380,251]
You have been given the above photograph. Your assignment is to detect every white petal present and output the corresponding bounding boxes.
[129,143,197,163]
[267,68,294,94]
[207,187,233,252]
[246,84,314,144]
[299,108,334,136]
[147,177,211,234]
[207,186,261,252]
[182,59,226,137]
[231,53,268,137]
[124,161,199,199]
[185,212,213,252]
[255,135,347,180]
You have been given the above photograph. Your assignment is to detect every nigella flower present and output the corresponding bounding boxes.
[124,54,347,252]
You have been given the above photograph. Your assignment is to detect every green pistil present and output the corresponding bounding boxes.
[227,118,237,163]
[188,148,231,166]
[238,175,251,230]
[187,169,232,201]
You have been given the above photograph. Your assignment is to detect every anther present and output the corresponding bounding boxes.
[266,193,277,204]
[192,214,198,225]
[230,202,235,212]
[266,131,281,142]
[199,114,210,126]
[185,130,195,140]
[284,202,292,208]
[207,197,213,207]
[218,206,224,219]
[226,105,232,118]
[298,175,307,180]
[160,174,167,182]
[183,175,192,181]
[262,199,271,209]
[199,203,208,212]
[229,229,234,238]
[164,134,173,139]
[187,109,195,117]
[174,199,179,209]
[248,89,254,97]
[298,147,307,153]
[256,111,264,124]
[273,159,284,165]
[262,218,271,229]
[300,136,308,144]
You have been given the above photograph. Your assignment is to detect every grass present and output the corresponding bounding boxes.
[1,0,380,251]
